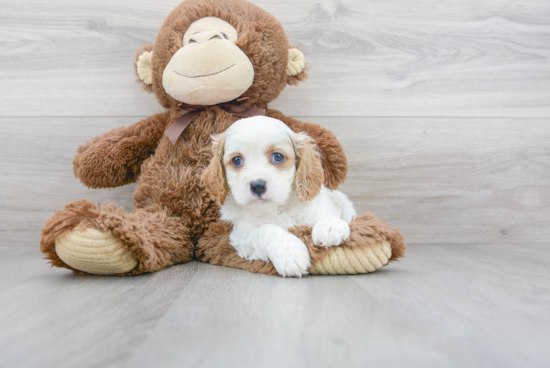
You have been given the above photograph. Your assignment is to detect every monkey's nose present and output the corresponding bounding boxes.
[250,180,267,197]
[189,31,225,44]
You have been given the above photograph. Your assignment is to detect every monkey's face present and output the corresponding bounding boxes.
[162,17,255,106]
[135,0,308,108]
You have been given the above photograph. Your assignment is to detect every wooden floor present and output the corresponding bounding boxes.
[0,244,548,368]
[1,0,550,366]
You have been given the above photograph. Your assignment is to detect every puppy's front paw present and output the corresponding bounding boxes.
[268,235,311,278]
[312,216,351,247]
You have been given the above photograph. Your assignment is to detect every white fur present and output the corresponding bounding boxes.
[218,116,357,277]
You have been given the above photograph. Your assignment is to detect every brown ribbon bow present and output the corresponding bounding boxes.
[164,97,266,145]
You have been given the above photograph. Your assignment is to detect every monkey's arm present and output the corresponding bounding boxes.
[266,109,348,189]
[73,111,169,189]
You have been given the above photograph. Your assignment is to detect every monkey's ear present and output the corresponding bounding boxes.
[294,132,324,202]
[134,44,154,93]
[286,48,308,86]
[201,134,228,205]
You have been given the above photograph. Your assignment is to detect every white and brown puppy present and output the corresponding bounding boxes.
[202,116,356,277]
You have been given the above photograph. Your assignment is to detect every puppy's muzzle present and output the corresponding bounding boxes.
[250,180,267,197]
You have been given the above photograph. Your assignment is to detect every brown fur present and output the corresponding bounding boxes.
[133,43,155,93]
[195,221,279,275]
[148,0,306,109]
[266,145,296,170]
[286,51,309,86]
[296,212,407,265]
[40,200,193,275]
[294,135,324,202]
[40,0,404,276]
[196,212,406,275]
[201,134,228,205]
[73,111,168,189]
[267,109,347,190]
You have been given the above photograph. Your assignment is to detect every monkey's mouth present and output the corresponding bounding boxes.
[173,63,236,79]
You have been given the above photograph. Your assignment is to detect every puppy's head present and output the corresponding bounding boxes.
[201,116,324,206]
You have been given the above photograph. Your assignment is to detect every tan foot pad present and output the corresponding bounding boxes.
[310,241,392,275]
[55,228,137,275]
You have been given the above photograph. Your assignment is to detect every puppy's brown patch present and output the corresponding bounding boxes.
[224,154,244,173]
[294,134,324,202]
[201,134,228,205]
[265,144,296,171]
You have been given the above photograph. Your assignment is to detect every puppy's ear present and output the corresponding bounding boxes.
[294,132,324,202]
[201,134,228,205]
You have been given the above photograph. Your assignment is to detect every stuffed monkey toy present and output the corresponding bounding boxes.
[40,0,405,276]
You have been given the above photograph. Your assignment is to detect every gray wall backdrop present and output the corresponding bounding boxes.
[1,0,549,247]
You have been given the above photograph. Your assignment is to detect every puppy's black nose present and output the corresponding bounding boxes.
[250,180,267,197]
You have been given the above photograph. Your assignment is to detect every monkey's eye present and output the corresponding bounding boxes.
[272,153,284,164]
[231,156,243,168]
[221,32,228,39]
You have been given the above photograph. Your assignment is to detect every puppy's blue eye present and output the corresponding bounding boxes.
[272,153,284,163]
[231,156,243,167]
[221,32,228,39]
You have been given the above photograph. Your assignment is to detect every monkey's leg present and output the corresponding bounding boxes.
[40,200,193,275]
[195,221,279,276]
[196,213,405,276]
[301,212,406,275]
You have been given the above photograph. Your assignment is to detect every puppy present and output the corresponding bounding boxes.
[202,116,356,277]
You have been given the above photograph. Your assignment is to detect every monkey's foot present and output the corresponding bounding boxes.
[310,241,392,275]
[41,200,194,276]
[197,213,406,277]
[56,228,137,275]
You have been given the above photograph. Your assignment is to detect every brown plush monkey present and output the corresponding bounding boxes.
[40,0,405,276]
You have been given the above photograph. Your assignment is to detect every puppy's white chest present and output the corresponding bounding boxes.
[247,205,296,229]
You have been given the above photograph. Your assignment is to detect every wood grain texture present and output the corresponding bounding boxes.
[325,117,550,245]
[1,0,550,117]
[1,0,549,366]
[0,244,548,368]
[0,117,136,245]
[1,116,548,246]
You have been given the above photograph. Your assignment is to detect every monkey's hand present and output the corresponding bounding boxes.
[73,112,168,189]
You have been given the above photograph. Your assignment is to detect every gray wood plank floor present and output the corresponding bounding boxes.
[0,244,548,368]
[1,0,549,366]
